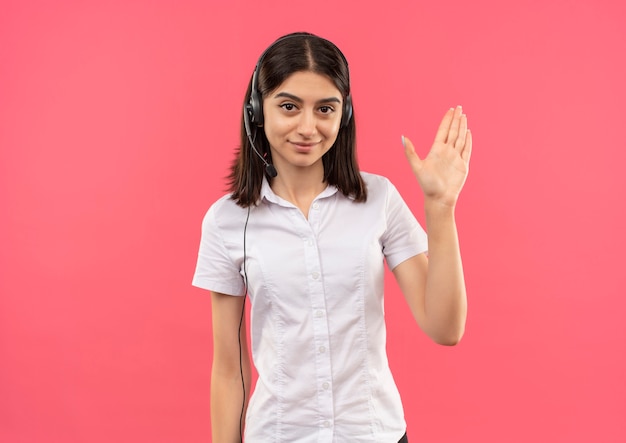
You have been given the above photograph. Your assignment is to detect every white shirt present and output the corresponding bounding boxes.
[193,172,428,442]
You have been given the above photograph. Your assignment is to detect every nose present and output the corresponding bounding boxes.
[296,110,317,138]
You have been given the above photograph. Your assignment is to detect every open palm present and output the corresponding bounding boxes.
[403,106,472,207]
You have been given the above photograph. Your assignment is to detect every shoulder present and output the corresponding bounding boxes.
[360,171,395,187]
[201,194,249,231]
[359,171,397,199]
[208,193,243,213]
[358,172,413,218]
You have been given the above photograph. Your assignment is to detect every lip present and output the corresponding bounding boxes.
[290,141,320,152]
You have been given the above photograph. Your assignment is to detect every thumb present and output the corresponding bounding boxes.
[402,135,422,168]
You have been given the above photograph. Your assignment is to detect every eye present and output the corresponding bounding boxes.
[319,105,334,114]
[280,103,297,111]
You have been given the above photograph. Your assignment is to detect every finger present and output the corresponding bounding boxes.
[460,129,472,163]
[447,105,462,145]
[402,135,423,167]
[454,113,468,149]
[434,108,455,143]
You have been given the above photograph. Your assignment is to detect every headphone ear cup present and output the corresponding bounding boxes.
[341,94,353,128]
[244,103,255,136]
[249,91,263,126]
[249,66,264,127]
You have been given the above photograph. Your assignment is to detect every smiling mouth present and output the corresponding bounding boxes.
[290,141,320,147]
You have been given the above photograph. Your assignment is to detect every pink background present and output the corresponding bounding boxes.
[1,0,625,441]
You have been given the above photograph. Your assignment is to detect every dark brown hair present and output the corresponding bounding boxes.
[228,32,367,206]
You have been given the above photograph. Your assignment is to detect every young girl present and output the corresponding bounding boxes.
[193,32,471,443]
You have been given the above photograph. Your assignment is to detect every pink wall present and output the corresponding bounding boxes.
[1,0,625,441]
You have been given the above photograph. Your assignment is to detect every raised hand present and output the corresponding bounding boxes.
[402,106,472,208]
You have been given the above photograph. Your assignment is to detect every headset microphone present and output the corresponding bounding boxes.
[243,104,278,178]
[265,163,278,178]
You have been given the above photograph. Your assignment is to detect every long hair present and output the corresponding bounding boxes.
[228,32,367,207]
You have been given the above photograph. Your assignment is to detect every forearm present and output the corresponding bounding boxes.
[423,199,467,345]
[210,360,251,442]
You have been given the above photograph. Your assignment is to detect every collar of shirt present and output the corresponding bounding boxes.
[258,176,340,207]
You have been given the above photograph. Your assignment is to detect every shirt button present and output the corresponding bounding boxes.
[319,345,326,353]
[322,420,330,428]
[315,310,324,318]
[307,238,314,246]
[312,202,320,210]
[311,272,319,280]
[322,382,330,390]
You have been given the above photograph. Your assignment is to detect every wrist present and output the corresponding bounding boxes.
[424,197,457,216]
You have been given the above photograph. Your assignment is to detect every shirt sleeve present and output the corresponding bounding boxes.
[381,179,428,270]
[191,202,246,296]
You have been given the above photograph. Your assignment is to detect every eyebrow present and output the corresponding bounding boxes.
[273,92,341,104]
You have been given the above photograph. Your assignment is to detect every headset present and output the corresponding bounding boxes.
[243,33,354,179]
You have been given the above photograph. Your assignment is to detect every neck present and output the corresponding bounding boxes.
[270,164,327,216]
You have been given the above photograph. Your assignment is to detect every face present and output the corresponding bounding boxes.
[262,70,343,175]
